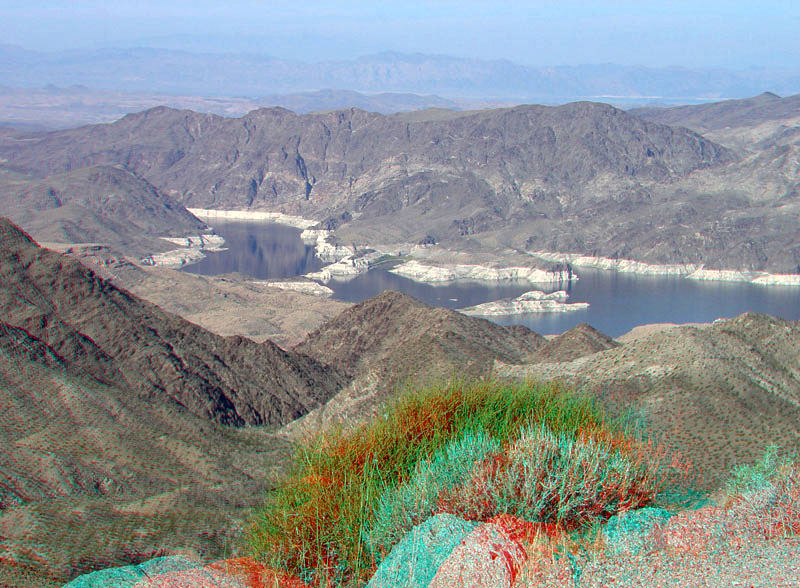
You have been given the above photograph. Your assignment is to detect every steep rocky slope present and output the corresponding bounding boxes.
[0,319,300,586]
[296,290,545,381]
[286,290,546,436]
[1,102,731,240]
[0,217,344,427]
[497,313,800,490]
[0,164,206,254]
[0,217,352,585]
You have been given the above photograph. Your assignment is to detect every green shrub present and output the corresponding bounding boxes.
[244,378,688,588]
[367,428,502,555]
[436,421,686,531]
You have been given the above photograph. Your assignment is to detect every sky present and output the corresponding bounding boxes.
[3,0,800,68]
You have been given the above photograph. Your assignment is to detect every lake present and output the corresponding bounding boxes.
[183,221,800,337]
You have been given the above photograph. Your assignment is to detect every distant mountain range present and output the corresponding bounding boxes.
[0,85,493,131]
[3,43,800,100]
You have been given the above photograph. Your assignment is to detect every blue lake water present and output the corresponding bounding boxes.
[183,221,800,337]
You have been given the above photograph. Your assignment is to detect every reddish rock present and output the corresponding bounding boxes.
[489,513,564,545]
[130,566,245,587]
[427,521,528,588]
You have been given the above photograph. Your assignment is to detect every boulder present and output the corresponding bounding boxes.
[366,513,478,588]
[603,507,674,556]
[62,555,200,588]
[428,521,528,588]
[130,566,245,587]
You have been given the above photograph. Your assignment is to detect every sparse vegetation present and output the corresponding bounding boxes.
[244,378,695,587]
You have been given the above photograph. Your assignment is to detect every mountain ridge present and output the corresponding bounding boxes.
[0,217,345,427]
[2,101,733,250]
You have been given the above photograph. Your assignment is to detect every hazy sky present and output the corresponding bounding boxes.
[3,0,800,68]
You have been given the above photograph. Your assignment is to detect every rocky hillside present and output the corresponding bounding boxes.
[497,313,800,490]
[528,322,619,363]
[0,102,732,241]
[0,328,297,586]
[297,290,545,380]
[0,217,344,427]
[285,290,546,435]
[5,97,800,273]
[0,164,206,254]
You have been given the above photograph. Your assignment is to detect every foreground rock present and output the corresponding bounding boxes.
[366,514,478,588]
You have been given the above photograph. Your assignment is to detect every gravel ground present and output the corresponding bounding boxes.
[517,527,800,587]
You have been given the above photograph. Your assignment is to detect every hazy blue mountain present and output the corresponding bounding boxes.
[3,44,800,100]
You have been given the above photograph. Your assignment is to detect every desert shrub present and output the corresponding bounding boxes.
[722,445,800,540]
[367,428,502,554]
[244,378,685,588]
[435,421,688,531]
[724,445,794,499]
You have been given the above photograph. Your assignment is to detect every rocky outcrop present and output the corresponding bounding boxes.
[460,290,588,316]
[389,259,575,284]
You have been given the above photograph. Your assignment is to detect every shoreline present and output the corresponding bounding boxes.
[141,233,226,267]
[175,209,800,288]
[187,207,318,229]
[389,259,576,285]
[528,250,800,287]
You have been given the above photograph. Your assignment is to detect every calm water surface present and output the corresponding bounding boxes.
[184,222,800,337]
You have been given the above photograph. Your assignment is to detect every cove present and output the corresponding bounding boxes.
[183,221,800,337]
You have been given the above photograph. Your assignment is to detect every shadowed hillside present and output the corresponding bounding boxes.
[285,291,546,437]
[0,217,345,428]
[0,165,207,254]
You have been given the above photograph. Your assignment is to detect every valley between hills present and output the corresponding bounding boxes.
[1,93,800,586]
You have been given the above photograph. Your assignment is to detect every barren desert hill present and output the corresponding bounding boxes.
[526,322,619,363]
[0,101,733,246]
[295,289,546,380]
[630,91,800,133]
[497,312,800,490]
[0,216,353,585]
[0,321,304,586]
[0,217,345,428]
[0,164,207,255]
[283,290,547,437]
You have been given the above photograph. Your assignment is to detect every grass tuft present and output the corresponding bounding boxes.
[244,378,694,587]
